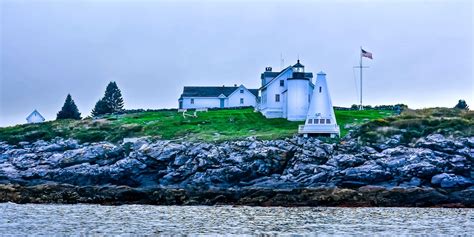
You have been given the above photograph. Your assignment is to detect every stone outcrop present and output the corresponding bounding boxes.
[0,134,472,207]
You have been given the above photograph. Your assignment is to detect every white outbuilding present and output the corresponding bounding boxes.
[298,71,340,137]
[26,109,45,124]
[178,85,258,109]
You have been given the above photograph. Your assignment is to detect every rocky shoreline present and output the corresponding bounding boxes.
[0,134,473,207]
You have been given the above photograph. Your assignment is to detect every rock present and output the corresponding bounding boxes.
[399,162,440,178]
[11,153,39,170]
[466,137,474,148]
[139,142,184,166]
[35,144,64,153]
[456,147,474,161]
[31,140,49,149]
[415,134,460,152]
[173,155,190,166]
[431,173,472,188]
[342,163,391,183]
[122,137,150,150]
[0,134,473,207]
[58,143,122,168]
[327,154,365,169]
[18,141,30,147]
[400,177,421,187]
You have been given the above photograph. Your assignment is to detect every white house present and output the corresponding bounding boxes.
[26,109,45,123]
[259,60,314,121]
[298,72,340,137]
[178,85,258,109]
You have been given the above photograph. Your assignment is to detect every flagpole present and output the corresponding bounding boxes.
[360,46,363,110]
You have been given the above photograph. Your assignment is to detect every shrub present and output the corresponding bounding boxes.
[74,130,108,143]
[454,99,469,110]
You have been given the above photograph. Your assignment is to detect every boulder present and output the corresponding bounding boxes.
[327,154,365,169]
[342,163,391,183]
[431,173,472,188]
[58,143,122,168]
[415,134,460,152]
[398,162,440,178]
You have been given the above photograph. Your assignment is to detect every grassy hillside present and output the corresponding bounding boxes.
[0,108,394,144]
[354,108,474,144]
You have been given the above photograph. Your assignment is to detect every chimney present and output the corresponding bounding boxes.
[265,67,272,72]
[234,84,237,87]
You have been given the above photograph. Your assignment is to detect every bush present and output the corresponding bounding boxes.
[454,99,469,110]
[74,130,108,143]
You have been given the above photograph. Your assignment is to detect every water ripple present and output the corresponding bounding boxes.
[0,203,472,236]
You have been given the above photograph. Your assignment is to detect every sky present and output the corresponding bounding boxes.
[0,0,473,127]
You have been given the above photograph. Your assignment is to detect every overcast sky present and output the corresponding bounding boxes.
[0,0,473,126]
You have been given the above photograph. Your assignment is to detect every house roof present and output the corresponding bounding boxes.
[259,66,314,90]
[26,109,45,121]
[260,71,280,79]
[180,86,258,98]
[248,89,259,97]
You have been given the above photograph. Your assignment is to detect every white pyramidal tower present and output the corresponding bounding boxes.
[298,71,340,137]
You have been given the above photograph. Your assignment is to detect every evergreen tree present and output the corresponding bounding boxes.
[103,82,124,113]
[91,82,125,116]
[91,99,109,117]
[56,94,81,120]
[454,100,469,110]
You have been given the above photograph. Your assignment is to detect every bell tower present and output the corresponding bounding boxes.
[298,71,340,137]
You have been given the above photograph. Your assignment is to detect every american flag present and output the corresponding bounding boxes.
[361,48,373,59]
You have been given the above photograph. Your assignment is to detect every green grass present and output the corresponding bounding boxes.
[0,108,395,144]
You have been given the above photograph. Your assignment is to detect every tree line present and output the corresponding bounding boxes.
[56,82,124,120]
[55,82,470,120]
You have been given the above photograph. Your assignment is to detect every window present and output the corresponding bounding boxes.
[240,98,244,104]
[320,119,325,124]
[240,89,244,93]
[319,87,322,93]
[308,119,313,124]
[280,80,284,87]
[326,119,331,124]
[191,98,194,104]
[275,94,280,102]
[314,119,319,124]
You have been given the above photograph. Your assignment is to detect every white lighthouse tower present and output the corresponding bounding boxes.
[286,60,311,121]
[298,71,340,137]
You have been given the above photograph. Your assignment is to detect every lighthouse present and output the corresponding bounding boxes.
[298,71,340,137]
[286,60,311,121]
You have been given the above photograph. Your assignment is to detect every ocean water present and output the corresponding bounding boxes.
[0,203,472,236]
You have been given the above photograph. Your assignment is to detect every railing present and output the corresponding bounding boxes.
[299,124,340,134]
